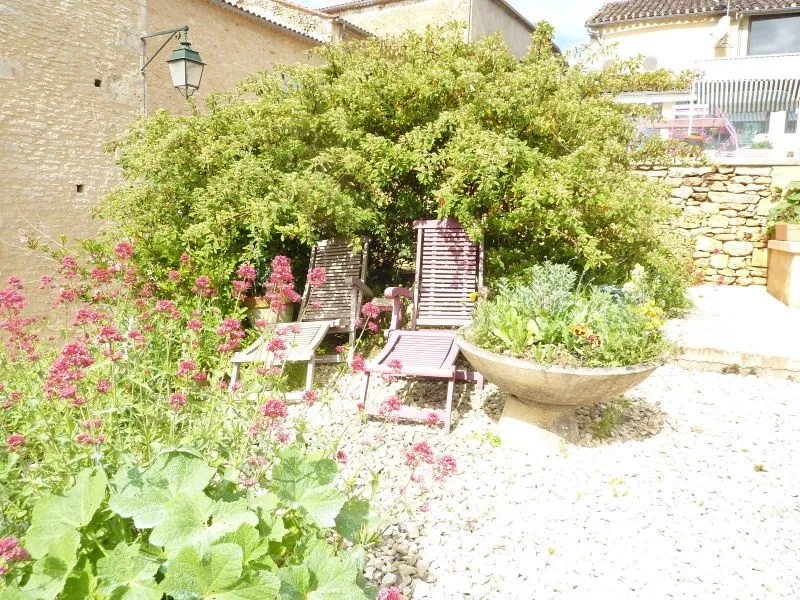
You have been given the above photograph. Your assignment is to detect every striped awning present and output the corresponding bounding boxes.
[696,79,800,113]
[695,79,800,113]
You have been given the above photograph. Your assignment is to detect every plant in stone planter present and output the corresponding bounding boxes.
[457,262,669,443]
[235,256,301,325]
[770,181,800,241]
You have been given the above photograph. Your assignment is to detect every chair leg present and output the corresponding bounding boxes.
[475,372,484,394]
[347,329,356,362]
[444,378,455,433]
[305,358,316,391]
[360,372,371,408]
[229,363,240,391]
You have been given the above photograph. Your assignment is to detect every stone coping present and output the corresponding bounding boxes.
[768,240,800,253]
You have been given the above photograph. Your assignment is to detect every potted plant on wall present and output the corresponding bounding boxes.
[456,262,670,443]
[771,181,800,242]
[767,181,800,307]
[235,255,300,326]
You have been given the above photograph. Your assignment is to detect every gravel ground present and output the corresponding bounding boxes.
[314,365,800,600]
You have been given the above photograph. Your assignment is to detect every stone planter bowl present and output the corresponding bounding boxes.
[456,333,660,444]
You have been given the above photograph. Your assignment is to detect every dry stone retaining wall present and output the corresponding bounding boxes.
[635,165,778,286]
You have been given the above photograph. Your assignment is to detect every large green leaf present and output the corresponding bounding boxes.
[160,543,243,599]
[20,530,80,600]
[271,448,345,528]
[24,468,108,559]
[303,539,371,600]
[109,451,216,529]
[277,565,312,600]
[334,500,370,543]
[207,572,280,599]
[96,541,161,600]
[148,491,214,553]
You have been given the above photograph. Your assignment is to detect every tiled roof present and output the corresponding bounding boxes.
[587,1,800,25]
[322,0,536,31]
[212,0,328,42]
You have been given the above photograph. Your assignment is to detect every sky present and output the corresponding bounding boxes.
[297,0,608,50]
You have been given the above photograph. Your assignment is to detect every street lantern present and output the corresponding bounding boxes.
[166,40,205,98]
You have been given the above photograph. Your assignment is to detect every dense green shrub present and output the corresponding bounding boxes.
[101,23,695,312]
[771,181,800,224]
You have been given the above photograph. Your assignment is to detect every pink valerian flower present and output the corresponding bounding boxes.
[336,450,348,464]
[0,537,30,575]
[0,287,26,314]
[168,269,181,283]
[302,389,318,406]
[367,321,379,333]
[192,371,208,383]
[73,304,107,327]
[267,336,287,355]
[377,587,403,600]
[308,267,327,288]
[82,418,103,430]
[275,428,290,444]
[335,345,347,354]
[89,267,115,284]
[114,241,134,260]
[231,279,250,296]
[378,395,402,417]
[357,402,366,411]
[6,276,22,290]
[75,432,106,446]
[262,398,288,419]
[169,392,187,411]
[230,381,242,392]
[361,302,381,320]
[71,396,87,408]
[176,359,197,378]
[193,275,212,290]
[96,379,112,393]
[6,434,25,451]
[270,256,294,285]
[419,501,430,513]
[97,325,124,344]
[405,441,434,468]
[153,299,181,320]
[434,455,457,481]
[256,366,269,377]
[350,353,366,374]
[45,341,95,400]
[239,476,258,489]
[127,329,146,347]
[187,318,202,332]
[61,256,79,279]
[247,455,267,467]
[180,252,191,265]
[39,275,54,289]
[424,412,441,427]
[56,288,78,305]
[216,318,246,353]
[237,263,257,283]
[254,318,268,329]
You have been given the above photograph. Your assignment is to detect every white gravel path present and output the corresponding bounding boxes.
[321,366,800,600]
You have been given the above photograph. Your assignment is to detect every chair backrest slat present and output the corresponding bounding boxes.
[411,219,482,329]
[300,239,368,328]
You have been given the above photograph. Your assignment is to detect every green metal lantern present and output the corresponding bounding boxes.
[166,40,205,98]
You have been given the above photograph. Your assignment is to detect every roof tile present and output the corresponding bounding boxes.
[587,1,800,25]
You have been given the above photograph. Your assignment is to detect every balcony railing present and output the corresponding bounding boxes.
[695,53,800,80]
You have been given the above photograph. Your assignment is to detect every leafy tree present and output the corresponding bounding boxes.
[101,22,694,311]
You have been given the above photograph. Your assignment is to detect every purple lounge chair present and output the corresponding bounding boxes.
[361,219,484,432]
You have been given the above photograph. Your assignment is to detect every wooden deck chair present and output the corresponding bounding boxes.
[230,239,373,395]
[361,219,484,432]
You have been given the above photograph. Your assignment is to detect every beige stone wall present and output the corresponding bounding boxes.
[328,0,471,39]
[636,165,793,286]
[145,0,319,115]
[469,0,532,58]
[0,0,145,289]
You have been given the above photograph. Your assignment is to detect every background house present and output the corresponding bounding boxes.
[0,0,366,294]
[586,0,800,157]
[321,0,536,57]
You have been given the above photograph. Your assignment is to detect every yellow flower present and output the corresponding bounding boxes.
[469,291,479,302]
[570,324,590,338]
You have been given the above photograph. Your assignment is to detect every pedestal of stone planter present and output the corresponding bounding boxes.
[767,240,800,308]
[456,335,659,448]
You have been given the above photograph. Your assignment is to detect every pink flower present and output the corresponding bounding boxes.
[236,263,257,282]
[168,269,181,282]
[115,241,134,260]
[61,256,79,278]
[187,318,202,332]
[434,455,457,480]
[71,395,87,408]
[361,302,381,320]
[154,300,181,320]
[308,267,327,288]
[0,288,26,313]
[302,389,318,406]
[231,279,250,295]
[82,418,103,430]
[336,345,346,354]
[180,252,191,265]
[267,337,287,354]
[247,455,267,467]
[336,450,347,464]
[254,318,268,329]
[405,441,434,467]
[169,392,187,411]
[6,434,25,451]
[39,275,54,289]
[239,476,258,489]
[388,359,403,371]
[97,325,124,344]
[96,379,111,393]
[176,359,197,378]
[192,371,208,383]
[350,353,366,374]
[262,398,288,419]
[368,321,379,333]
[379,395,402,416]
[377,587,403,600]
[73,304,107,327]
[424,412,440,427]
[357,402,366,411]
[6,276,22,290]
[75,432,105,446]
[0,537,29,573]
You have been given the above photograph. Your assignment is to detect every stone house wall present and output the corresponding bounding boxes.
[635,165,786,286]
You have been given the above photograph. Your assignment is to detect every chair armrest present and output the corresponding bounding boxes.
[384,287,412,330]
[345,276,374,300]
[384,287,412,299]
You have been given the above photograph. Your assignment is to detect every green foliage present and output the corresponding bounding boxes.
[468,262,672,367]
[771,181,800,224]
[2,451,374,600]
[100,22,693,311]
